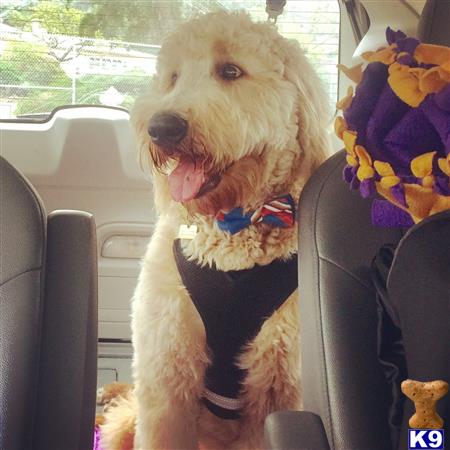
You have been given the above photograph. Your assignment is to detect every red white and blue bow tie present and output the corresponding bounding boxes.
[216,194,296,234]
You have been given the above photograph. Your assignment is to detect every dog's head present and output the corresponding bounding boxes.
[132,11,330,215]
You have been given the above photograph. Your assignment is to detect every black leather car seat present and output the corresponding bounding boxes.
[265,151,449,450]
[0,156,98,450]
[417,0,450,47]
[265,0,450,447]
[266,151,406,450]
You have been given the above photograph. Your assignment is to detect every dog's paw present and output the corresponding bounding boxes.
[97,382,133,407]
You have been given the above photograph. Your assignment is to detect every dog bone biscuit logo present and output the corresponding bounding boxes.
[401,379,449,429]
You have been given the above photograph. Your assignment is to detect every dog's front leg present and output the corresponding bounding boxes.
[132,219,208,450]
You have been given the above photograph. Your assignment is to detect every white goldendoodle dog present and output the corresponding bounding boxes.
[100,10,330,450]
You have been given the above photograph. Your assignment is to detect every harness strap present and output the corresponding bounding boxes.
[173,239,298,419]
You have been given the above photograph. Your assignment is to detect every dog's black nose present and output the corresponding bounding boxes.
[148,112,188,146]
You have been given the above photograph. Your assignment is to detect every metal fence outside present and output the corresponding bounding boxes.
[0,29,158,118]
[0,7,339,119]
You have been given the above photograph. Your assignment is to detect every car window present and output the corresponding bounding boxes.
[0,0,339,120]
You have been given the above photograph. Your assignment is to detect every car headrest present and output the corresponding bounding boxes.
[417,0,450,46]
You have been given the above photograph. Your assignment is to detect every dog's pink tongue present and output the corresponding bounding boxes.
[168,161,205,202]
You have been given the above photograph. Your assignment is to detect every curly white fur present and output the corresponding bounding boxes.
[100,10,330,450]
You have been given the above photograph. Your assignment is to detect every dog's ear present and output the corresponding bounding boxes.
[282,39,331,176]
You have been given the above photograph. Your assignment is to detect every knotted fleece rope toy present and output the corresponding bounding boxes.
[335,28,450,227]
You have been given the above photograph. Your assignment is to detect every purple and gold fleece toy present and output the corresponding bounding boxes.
[335,28,450,227]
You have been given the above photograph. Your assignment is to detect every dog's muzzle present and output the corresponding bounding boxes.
[148,112,188,149]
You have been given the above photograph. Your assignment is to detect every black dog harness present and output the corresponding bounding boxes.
[173,239,298,419]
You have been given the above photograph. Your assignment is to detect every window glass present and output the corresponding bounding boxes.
[0,0,339,120]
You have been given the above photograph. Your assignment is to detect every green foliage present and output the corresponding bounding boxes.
[4,0,224,43]
[0,41,70,86]
[79,0,185,44]
[1,0,339,116]
[10,71,150,115]
[14,89,72,116]
[0,40,72,115]
[75,72,149,105]
[5,1,86,36]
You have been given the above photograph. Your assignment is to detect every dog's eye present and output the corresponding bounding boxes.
[171,72,178,84]
[219,64,243,80]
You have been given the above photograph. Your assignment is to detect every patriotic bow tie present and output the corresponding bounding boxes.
[216,194,296,235]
